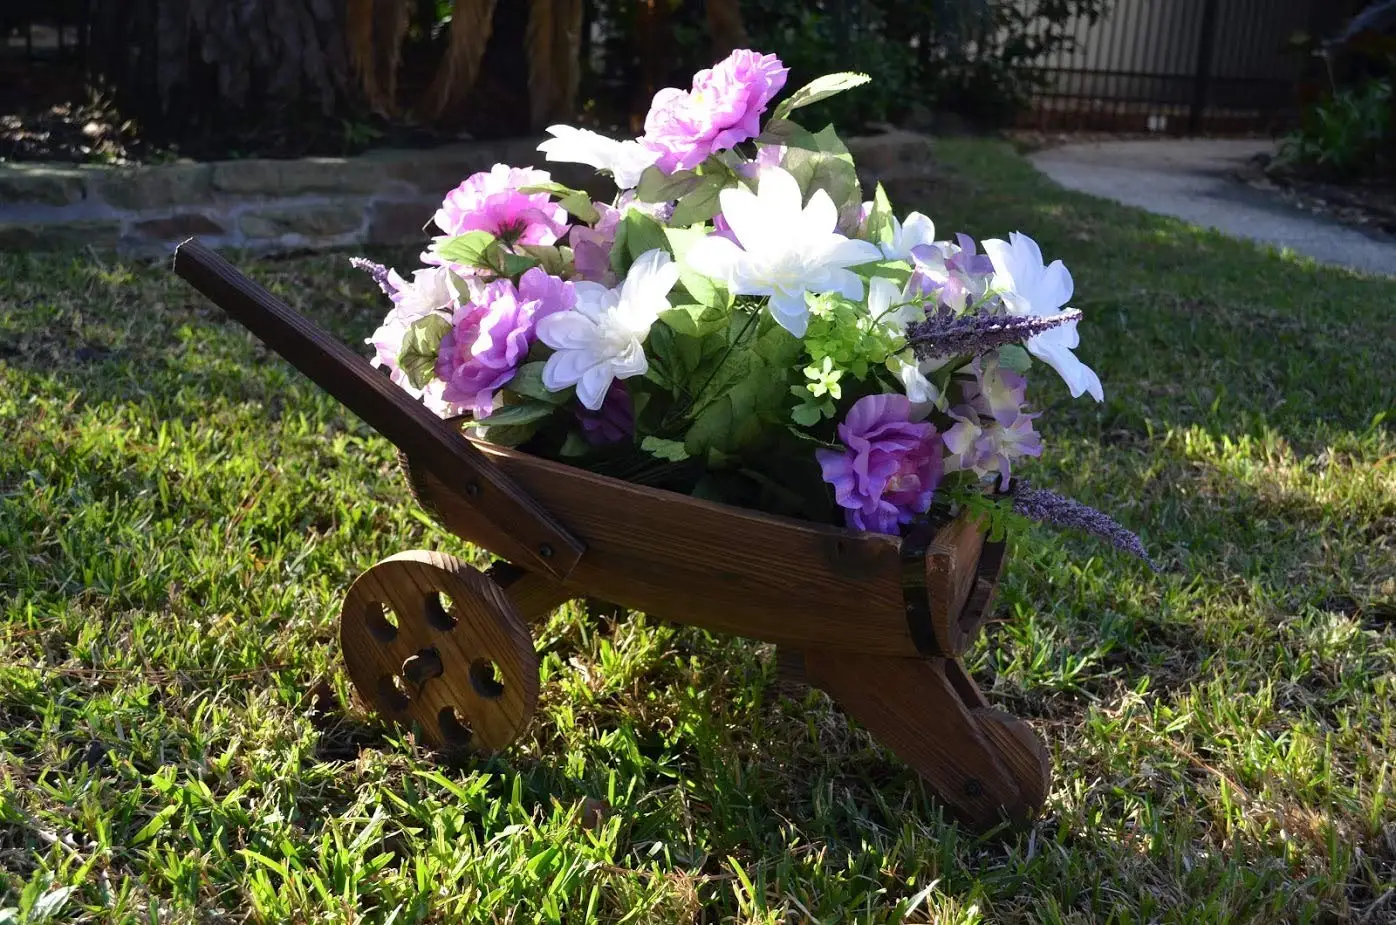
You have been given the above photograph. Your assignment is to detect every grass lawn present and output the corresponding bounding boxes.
[2,138,1394,923]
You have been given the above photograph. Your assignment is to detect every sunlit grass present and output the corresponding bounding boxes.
[1,139,1393,922]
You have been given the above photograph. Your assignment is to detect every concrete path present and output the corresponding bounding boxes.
[1029,139,1396,277]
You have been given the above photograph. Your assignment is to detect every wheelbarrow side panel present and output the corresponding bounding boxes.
[407,449,928,657]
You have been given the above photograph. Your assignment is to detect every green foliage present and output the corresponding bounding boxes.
[801,293,906,386]
[1280,78,1395,180]
[396,314,452,389]
[919,0,1114,123]
[771,71,873,121]
[435,231,538,278]
[761,120,862,215]
[519,182,601,224]
[608,210,670,278]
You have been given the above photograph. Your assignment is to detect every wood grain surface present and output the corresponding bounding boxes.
[803,651,1048,828]
[172,239,584,580]
[406,450,925,656]
[339,550,539,751]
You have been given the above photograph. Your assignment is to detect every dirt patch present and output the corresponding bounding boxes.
[1234,154,1396,237]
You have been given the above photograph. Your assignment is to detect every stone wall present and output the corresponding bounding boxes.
[0,132,935,256]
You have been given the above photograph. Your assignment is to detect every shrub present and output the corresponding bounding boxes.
[1279,78,1394,179]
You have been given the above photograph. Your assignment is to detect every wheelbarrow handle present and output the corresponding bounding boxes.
[171,238,584,580]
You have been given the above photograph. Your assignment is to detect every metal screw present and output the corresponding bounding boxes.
[464,482,481,498]
[538,543,554,559]
[964,778,984,797]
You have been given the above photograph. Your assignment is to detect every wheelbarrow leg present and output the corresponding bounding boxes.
[801,650,1050,829]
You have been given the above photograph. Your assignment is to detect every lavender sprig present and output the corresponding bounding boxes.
[1012,484,1160,571]
[349,257,396,297]
[908,307,1081,361]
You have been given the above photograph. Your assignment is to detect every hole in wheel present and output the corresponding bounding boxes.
[364,602,398,642]
[437,706,473,746]
[469,659,505,699]
[424,591,457,631]
[376,675,410,711]
[401,647,443,685]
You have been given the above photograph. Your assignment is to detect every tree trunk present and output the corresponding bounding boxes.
[87,0,356,151]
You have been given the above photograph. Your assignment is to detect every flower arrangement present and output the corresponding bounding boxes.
[353,50,1153,566]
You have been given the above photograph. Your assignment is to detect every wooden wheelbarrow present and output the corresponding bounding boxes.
[172,239,1050,830]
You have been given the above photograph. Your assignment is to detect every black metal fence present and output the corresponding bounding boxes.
[1021,0,1342,133]
[0,0,1365,138]
[1,1,87,62]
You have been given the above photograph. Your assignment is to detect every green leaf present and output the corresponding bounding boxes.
[790,402,823,426]
[772,72,871,121]
[558,431,593,457]
[520,182,600,223]
[771,123,861,215]
[397,314,452,390]
[504,361,568,404]
[434,231,498,268]
[668,172,728,227]
[659,303,729,338]
[518,245,573,277]
[610,209,670,278]
[851,259,913,286]
[635,166,704,203]
[665,226,732,309]
[434,230,539,278]
[640,436,690,461]
[997,344,1033,373]
[865,182,895,245]
[476,401,557,428]
[498,251,539,277]
[28,887,76,924]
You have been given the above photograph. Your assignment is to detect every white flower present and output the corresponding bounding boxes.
[388,266,459,320]
[866,276,942,408]
[879,211,937,263]
[982,231,1104,402]
[686,167,883,337]
[538,126,659,190]
[537,248,679,410]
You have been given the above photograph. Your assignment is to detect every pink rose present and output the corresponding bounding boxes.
[435,269,575,416]
[641,50,789,173]
[432,164,569,248]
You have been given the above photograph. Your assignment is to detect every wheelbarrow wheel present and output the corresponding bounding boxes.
[339,550,539,753]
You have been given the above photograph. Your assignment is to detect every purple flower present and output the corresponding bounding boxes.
[435,268,575,416]
[960,355,1028,427]
[570,202,622,285]
[575,380,634,445]
[1012,483,1160,570]
[735,142,786,181]
[641,50,789,173]
[432,164,569,248]
[711,211,740,244]
[910,233,996,313]
[908,306,1082,363]
[941,357,1043,486]
[350,257,396,297]
[816,394,944,535]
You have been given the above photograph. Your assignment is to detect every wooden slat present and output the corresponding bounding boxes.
[901,516,991,656]
[957,539,1007,645]
[406,448,923,656]
[171,238,584,580]
[924,516,988,654]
